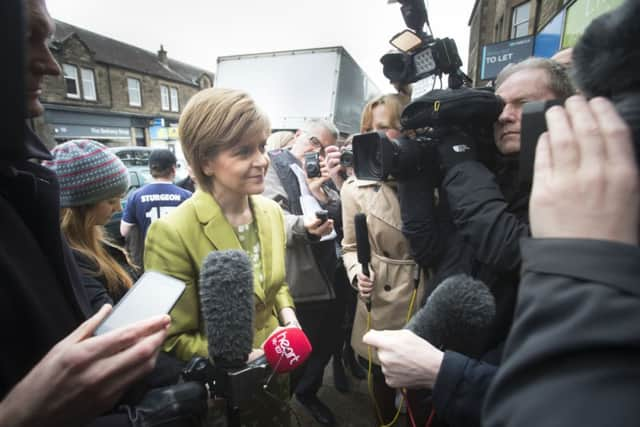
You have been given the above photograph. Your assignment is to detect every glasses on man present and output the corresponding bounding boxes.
[307,135,325,156]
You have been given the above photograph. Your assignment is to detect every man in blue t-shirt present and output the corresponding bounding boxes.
[120,149,192,242]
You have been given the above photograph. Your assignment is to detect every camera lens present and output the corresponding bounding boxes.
[340,150,353,168]
[306,163,320,177]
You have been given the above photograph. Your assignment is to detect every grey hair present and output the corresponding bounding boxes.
[301,118,340,140]
[495,57,575,100]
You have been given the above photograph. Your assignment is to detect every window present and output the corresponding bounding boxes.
[170,87,179,112]
[511,2,530,38]
[127,78,142,107]
[80,68,96,101]
[160,85,170,111]
[62,64,80,99]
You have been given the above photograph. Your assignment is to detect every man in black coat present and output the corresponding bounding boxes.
[365,58,574,427]
[0,1,170,425]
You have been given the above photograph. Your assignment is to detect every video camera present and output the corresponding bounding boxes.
[381,0,463,87]
[353,0,504,181]
[181,356,275,426]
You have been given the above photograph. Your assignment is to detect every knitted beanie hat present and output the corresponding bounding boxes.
[43,139,129,207]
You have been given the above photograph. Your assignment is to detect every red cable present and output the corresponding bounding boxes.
[425,408,436,427]
[402,389,417,427]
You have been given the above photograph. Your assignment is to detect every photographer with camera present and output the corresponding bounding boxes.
[436,57,574,351]
[362,58,574,427]
[342,93,430,425]
[262,119,342,425]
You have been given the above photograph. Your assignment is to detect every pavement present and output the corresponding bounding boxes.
[204,355,409,426]
[288,356,407,427]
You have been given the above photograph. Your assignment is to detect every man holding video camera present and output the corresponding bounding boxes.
[365,58,574,427]
[436,57,574,351]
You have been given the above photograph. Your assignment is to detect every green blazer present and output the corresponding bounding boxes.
[144,189,294,361]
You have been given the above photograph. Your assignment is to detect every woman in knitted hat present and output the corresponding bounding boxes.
[44,139,138,311]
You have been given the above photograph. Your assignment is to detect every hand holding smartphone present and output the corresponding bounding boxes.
[94,271,185,335]
[315,209,329,224]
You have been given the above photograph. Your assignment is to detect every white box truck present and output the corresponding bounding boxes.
[215,46,380,135]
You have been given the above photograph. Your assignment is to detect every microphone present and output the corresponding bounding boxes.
[354,213,372,311]
[259,326,312,373]
[199,250,254,369]
[406,274,495,358]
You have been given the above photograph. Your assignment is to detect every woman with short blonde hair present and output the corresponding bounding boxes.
[145,88,298,424]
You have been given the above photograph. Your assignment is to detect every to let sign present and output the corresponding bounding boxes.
[481,36,534,81]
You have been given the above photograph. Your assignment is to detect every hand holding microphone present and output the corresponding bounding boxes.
[259,326,312,374]
[354,213,373,311]
[356,270,375,300]
[363,274,496,389]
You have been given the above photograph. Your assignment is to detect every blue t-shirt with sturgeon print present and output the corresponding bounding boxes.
[122,182,192,239]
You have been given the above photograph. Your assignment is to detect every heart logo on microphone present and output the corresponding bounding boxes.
[271,330,302,366]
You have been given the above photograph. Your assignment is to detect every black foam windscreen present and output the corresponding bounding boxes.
[406,274,495,358]
[354,213,371,276]
[199,250,254,369]
[572,0,640,99]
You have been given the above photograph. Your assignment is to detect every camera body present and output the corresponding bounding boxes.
[518,100,563,187]
[381,36,462,86]
[353,87,504,181]
[339,147,353,168]
[304,152,321,178]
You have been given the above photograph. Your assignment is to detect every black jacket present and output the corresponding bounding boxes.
[432,351,498,427]
[443,159,529,349]
[0,129,91,399]
[74,244,139,313]
[484,238,640,427]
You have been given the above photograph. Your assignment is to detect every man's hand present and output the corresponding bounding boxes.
[304,216,334,238]
[305,158,331,203]
[323,145,346,190]
[436,129,476,171]
[0,304,170,427]
[530,96,639,245]
[356,270,375,300]
[362,329,444,389]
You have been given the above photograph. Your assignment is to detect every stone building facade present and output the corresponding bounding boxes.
[35,20,214,149]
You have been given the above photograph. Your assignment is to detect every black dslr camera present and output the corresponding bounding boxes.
[352,0,504,181]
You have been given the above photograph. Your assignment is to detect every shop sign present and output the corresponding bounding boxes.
[53,124,131,139]
[562,0,624,48]
[534,9,565,58]
[481,36,534,80]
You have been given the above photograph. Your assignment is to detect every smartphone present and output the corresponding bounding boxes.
[315,209,329,224]
[94,271,186,335]
[519,99,563,187]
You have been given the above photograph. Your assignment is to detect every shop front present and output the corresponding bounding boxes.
[43,105,147,147]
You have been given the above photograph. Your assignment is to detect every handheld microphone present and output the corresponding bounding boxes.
[199,250,254,369]
[406,274,495,358]
[354,213,372,311]
[259,326,312,373]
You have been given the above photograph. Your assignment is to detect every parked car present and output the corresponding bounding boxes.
[108,146,188,181]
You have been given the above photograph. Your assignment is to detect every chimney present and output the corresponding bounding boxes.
[158,44,168,66]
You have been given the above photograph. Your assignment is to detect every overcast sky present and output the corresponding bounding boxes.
[45,0,476,93]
